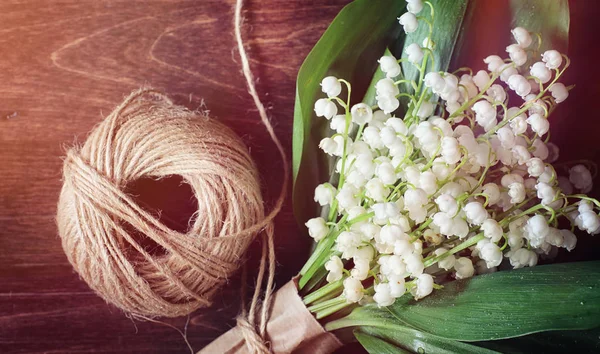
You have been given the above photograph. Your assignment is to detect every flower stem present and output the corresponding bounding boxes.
[303,280,343,305]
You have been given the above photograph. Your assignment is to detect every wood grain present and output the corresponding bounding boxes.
[0,1,349,352]
[0,1,599,353]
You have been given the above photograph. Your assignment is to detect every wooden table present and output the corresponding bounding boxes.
[0,1,598,353]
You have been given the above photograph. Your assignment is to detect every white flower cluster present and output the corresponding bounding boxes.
[306,2,598,309]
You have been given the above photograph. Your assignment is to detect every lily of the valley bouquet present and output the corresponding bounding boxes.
[204,0,600,353]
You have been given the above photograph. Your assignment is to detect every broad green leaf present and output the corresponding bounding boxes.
[330,262,600,342]
[475,327,600,353]
[292,0,404,225]
[510,0,569,53]
[357,326,499,354]
[398,0,469,94]
[355,331,412,354]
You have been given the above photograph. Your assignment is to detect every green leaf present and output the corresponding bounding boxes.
[292,0,404,225]
[397,0,469,93]
[329,262,600,342]
[475,327,600,353]
[510,0,569,52]
[355,331,412,354]
[357,326,499,354]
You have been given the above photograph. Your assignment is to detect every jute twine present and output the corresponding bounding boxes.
[58,0,287,351]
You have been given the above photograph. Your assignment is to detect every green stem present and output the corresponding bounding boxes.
[316,301,353,320]
[303,279,343,305]
[423,233,485,267]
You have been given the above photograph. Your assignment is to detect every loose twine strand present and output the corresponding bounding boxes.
[234,0,290,352]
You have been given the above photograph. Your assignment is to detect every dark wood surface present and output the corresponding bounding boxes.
[1,1,600,353]
[0,1,351,352]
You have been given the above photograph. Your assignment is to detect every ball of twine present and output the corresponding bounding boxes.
[57,88,271,318]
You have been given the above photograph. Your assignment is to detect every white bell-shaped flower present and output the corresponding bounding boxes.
[314,98,338,119]
[379,55,402,78]
[440,136,461,164]
[434,248,456,270]
[417,101,435,119]
[433,212,454,236]
[569,165,593,192]
[507,248,538,269]
[496,126,516,149]
[424,72,446,93]
[480,242,503,268]
[405,253,425,276]
[501,173,524,187]
[511,27,532,48]
[483,55,504,73]
[376,161,397,185]
[506,44,528,66]
[531,139,549,160]
[406,0,424,14]
[336,184,359,211]
[351,103,373,125]
[363,126,384,150]
[472,100,497,131]
[482,183,501,205]
[530,62,552,84]
[305,217,329,241]
[398,12,418,33]
[376,78,400,96]
[376,95,400,114]
[435,193,458,216]
[526,113,549,136]
[481,218,503,242]
[411,273,434,300]
[373,282,394,307]
[325,255,343,282]
[320,76,342,97]
[459,74,478,100]
[561,229,577,251]
[524,214,550,247]
[512,145,532,165]
[535,182,556,206]
[314,183,336,206]
[454,257,474,279]
[319,137,338,156]
[508,182,526,204]
[343,277,364,303]
[351,258,371,280]
[366,177,390,202]
[329,114,348,134]
[499,64,518,83]
[487,84,507,103]
[464,202,489,226]
[388,274,406,297]
[473,70,491,91]
[405,43,424,65]
[440,74,461,102]
[549,83,568,103]
[576,211,600,235]
[542,50,562,69]
[507,74,531,97]
[509,112,528,135]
